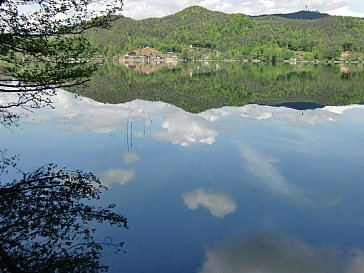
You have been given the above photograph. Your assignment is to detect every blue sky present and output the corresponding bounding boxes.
[122,0,364,19]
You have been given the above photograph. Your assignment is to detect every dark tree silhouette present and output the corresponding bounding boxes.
[0,151,128,272]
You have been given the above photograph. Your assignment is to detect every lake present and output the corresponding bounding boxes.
[2,62,364,272]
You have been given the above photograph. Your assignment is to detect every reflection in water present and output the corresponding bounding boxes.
[200,104,342,125]
[239,144,311,205]
[15,91,364,137]
[122,152,140,164]
[152,112,217,146]
[98,151,139,187]
[182,188,236,218]
[123,62,177,74]
[200,233,364,273]
[0,154,128,272]
[340,66,351,74]
[71,62,364,113]
[100,168,135,186]
[3,90,364,272]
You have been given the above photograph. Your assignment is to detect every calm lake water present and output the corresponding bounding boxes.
[2,63,364,272]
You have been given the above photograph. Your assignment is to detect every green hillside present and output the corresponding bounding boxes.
[85,6,364,61]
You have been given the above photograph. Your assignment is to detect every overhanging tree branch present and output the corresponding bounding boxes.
[0,0,123,113]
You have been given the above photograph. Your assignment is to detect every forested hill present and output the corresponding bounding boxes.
[253,10,330,20]
[85,6,364,61]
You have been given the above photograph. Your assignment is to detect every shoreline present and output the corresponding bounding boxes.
[105,57,364,65]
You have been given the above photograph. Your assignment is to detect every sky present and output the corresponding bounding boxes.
[121,0,364,19]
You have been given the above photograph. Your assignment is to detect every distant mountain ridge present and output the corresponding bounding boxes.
[253,10,330,20]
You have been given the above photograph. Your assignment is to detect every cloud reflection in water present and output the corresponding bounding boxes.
[122,152,140,164]
[199,233,364,273]
[182,188,236,218]
[239,144,311,205]
[152,113,217,147]
[18,91,364,146]
[99,168,135,187]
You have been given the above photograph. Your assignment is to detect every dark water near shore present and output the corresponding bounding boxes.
[2,63,364,272]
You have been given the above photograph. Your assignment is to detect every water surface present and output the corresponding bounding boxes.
[2,63,364,272]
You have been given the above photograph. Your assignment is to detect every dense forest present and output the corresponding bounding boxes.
[71,62,364,113]
[85,6,364,61]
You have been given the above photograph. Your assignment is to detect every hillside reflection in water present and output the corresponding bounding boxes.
[2,90,364,272]
[72,62,364,113]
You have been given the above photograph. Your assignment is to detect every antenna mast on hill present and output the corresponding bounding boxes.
[305,5,308,11]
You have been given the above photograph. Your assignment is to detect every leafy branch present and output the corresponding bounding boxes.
[0,153,128,272]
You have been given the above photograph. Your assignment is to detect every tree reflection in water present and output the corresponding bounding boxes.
[0,150,128,273]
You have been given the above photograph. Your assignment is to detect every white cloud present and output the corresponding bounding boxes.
[259,0,275,9]
[182,188,236,218]
[99,168,135,186]
[122,1,166,19]
[122,152,140,164]
[199,233,364,273]
[326,7,364,17]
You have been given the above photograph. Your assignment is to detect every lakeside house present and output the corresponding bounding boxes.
[118,47,178,64]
